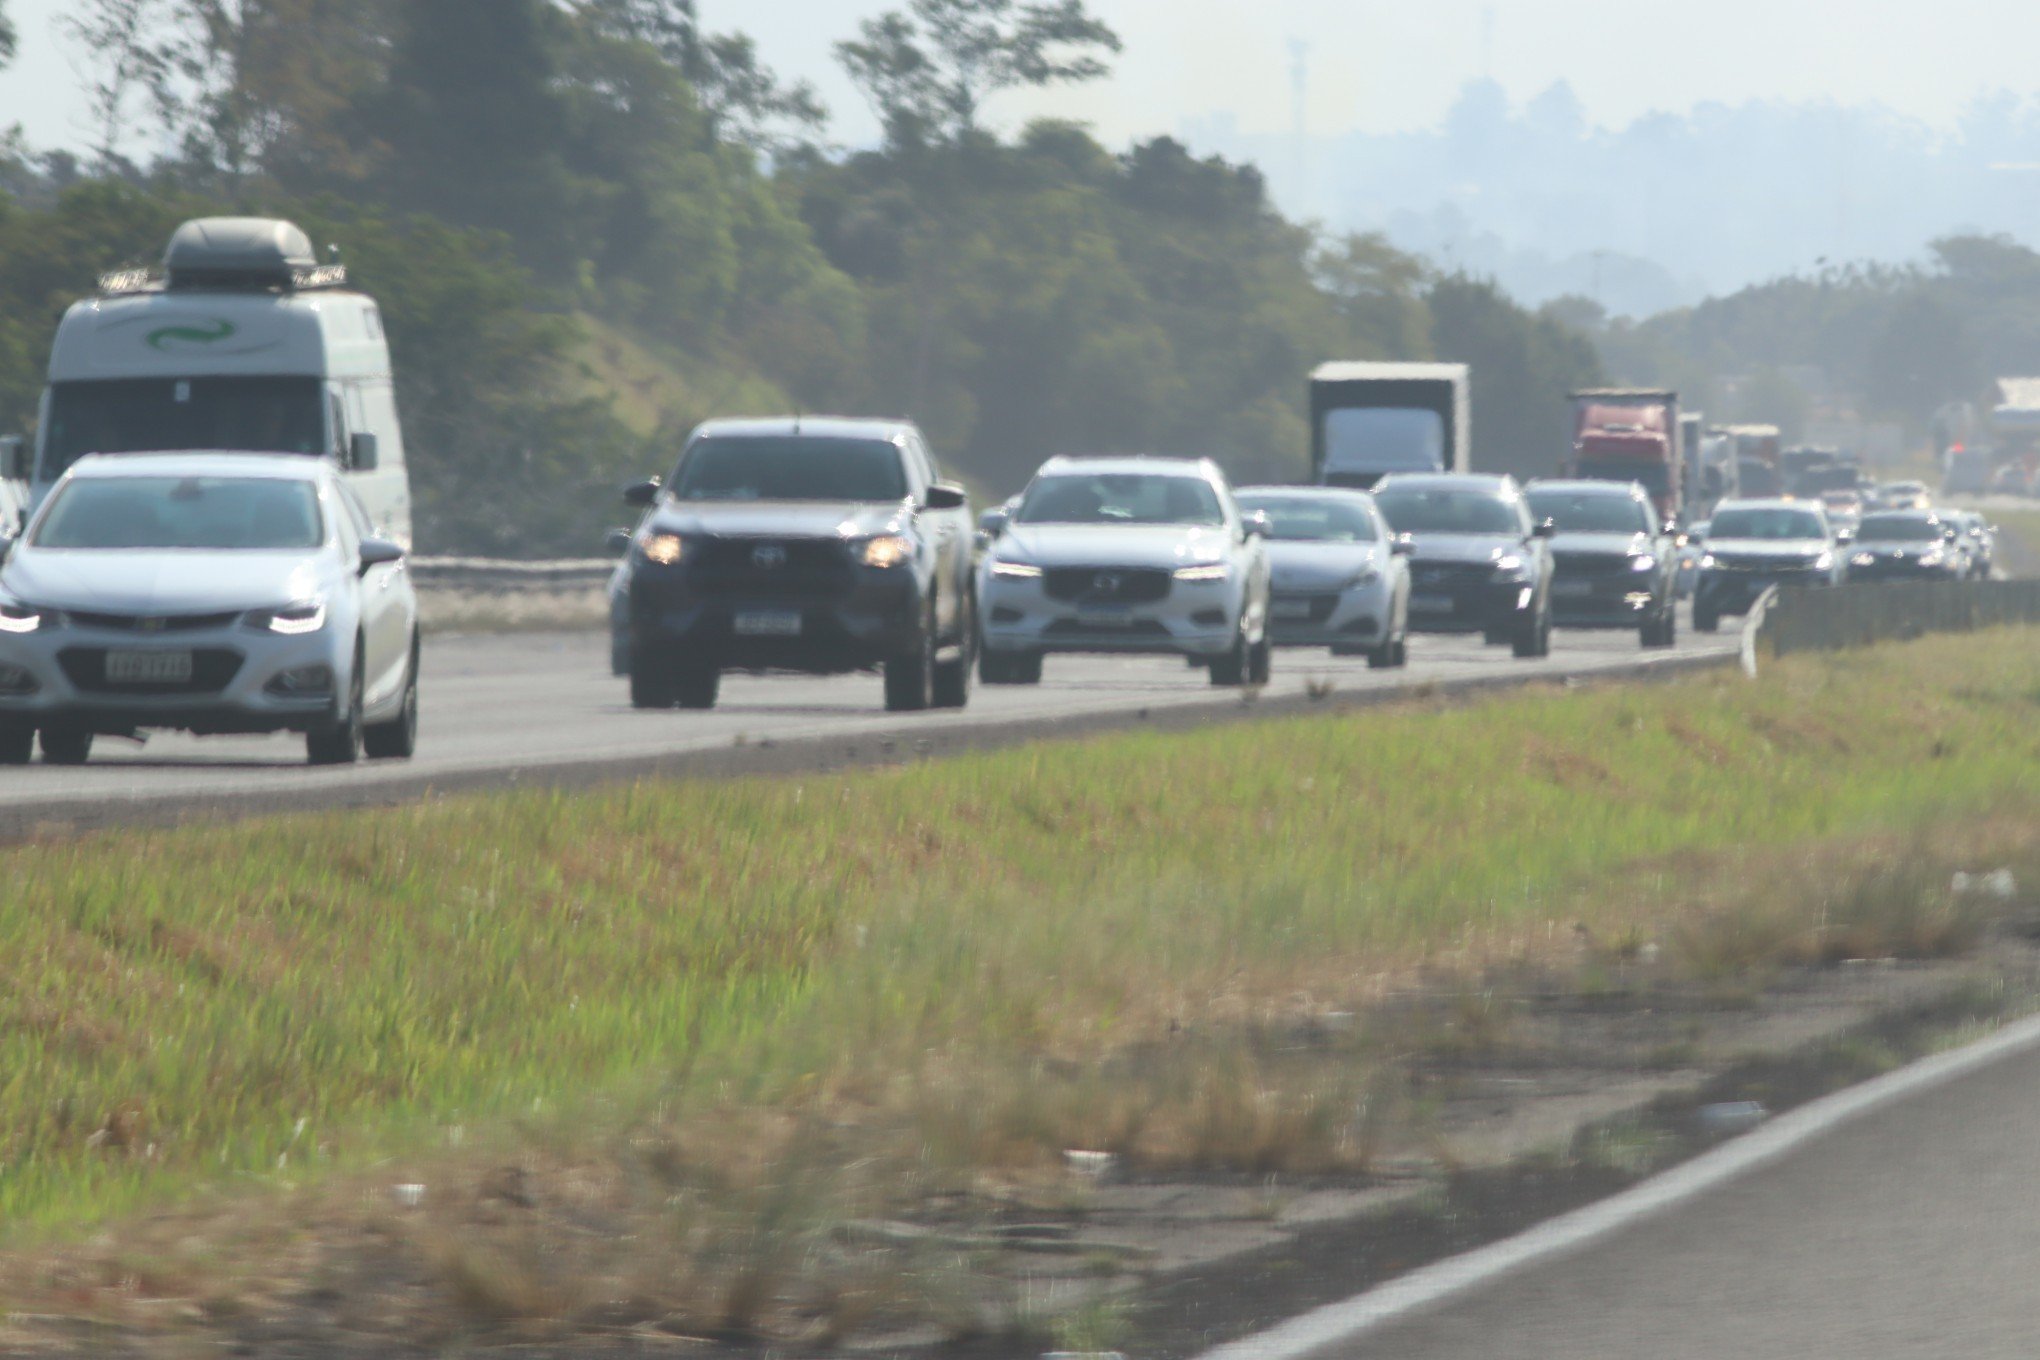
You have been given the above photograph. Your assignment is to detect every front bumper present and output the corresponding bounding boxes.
[0,621,345,735]
[980,568,1244,657]
[1405,568,1533,635]
[1265,578,1395,647]
[1845,559,1962,584]
[1694,568,1832,615]
[1548,568,1663,628]
[629,561,926,673]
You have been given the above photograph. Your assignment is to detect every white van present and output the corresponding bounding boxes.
[10,218,413,545]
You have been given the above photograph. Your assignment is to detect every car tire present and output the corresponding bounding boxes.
[1693,608,1720,634]
[364,634,421,760]
[1644,605,1678,649]
[629,645,678,710]
[675,665,720,711]
[1513,607,1551,659]
[307,650,365,766]
[39,725,92,766]
[932,596,974,710]
[0,721,31,766]
[1366,633,1398,668]
[980,650,1043,685]
[884,613,935,712]
[1209,626,1250,686]
[1247,632,1273,685]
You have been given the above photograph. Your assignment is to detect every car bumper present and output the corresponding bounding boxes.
[1549,576,1662,627]
[979,571,1245,657]
[1404,576,1533,634]
[1264,578,1395,646]
[0,625,346,734]
[628,566,926,673]
[1844,562,1962,584]
[1694,570,1832,615]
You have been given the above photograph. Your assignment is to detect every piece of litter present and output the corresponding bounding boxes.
[1952,869,2017,899]
[392,1183,426,1208]
[1696,1101,1768,1136]
[1063,1150,1115,1180]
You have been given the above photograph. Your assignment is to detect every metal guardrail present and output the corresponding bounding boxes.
[410,557,613,590]
[1757,580,2040,659]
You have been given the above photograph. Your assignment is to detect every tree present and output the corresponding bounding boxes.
[59,0,175,168]
[836,0,1120,147]
[0,1,17,70]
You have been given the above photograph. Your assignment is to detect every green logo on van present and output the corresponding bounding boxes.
[145,318,237,351]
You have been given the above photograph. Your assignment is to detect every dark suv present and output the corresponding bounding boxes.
[1525,480,1680,648]
[609,418,975,712]
[1373,473,1554,658]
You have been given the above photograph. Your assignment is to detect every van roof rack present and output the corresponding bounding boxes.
[98,217,350,297]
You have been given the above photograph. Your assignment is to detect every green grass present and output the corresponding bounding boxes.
[5,630,2040,1243]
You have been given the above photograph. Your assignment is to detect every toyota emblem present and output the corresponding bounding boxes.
[752,544,788,570]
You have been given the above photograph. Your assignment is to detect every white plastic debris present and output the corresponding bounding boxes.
[392,1183,426,1209]
[1063,1150,1116,1180]
[1952,869,2019,900]
[1696,1101,1769,1136]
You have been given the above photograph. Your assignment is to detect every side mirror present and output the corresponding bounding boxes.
[1242,510,1272,539]
[978,508,1010,538]
[624,479,661,509]
[1835,528,1856,545]
[923,481,968,512]
[0,436,28,482]
[1390,534,1415,557]
[1531,518,1557,540]
[358,536,405,576]
[606,528,634,558]
[348,432,380,472]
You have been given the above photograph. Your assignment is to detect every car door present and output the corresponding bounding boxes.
[337,482,409,708]
[909,434,966,639]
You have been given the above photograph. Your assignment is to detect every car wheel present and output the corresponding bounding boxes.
[1246,631,1273,685]
[0,721,31,766]
[932,595,974,710]
[884,611,935,712]
[675,665,720,711]
[364,633,421,760]
[629,644,678,710]
[39,725,92,766]
[1366,633,1398,669]
[307,649,365,766]
[1513,607,1550,659]
[1209,626,1250,686]
[1693,608,1720,634]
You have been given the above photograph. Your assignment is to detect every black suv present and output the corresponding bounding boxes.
[1373,473,1554,658]
[1525,480,1680,648]
[610,418,975,712]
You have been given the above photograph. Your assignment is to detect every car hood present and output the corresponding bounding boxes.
[995,524,1234,569]
[1404,533,1525,567]
[4,548,330,613]
[1549,531,1653,558]
[1265,541,1382,590]
[651,501,908,540]
[1705,538,1831,559]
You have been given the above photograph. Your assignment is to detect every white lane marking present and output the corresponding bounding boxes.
[1192,1009,2040,1360]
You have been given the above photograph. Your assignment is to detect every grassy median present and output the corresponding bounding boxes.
[5,631,2040,1333]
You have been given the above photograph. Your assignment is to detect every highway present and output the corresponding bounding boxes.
[1332,1034,2040,1360]
[0,612,1736,834]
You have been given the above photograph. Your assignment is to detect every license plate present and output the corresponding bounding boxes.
[733,610,802,637]
[1410,593,1456,615]
[1077,609,1134,627]
[1554,580,1596,598]
[1273,599,1317,620]
[105,650,193,684]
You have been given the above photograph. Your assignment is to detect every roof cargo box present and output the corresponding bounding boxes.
[164,218,323,292]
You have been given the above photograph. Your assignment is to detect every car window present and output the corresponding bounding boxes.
[1374,485,1526,536]
[1527,491,1653,534]
[1236,495,1380,542]
[336,483,376,545]
[1709,508,1828,540]
[34,476,325,551]
[1016,474,1225,527]
[1857,516,1942,543]
[672,436,908,502]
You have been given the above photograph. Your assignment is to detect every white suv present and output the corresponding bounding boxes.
[977,457,1272,686]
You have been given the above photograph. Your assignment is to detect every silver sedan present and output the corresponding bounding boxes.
[0,452,419,766]
[1235,486,1411,667]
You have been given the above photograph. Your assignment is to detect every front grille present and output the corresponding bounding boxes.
[692,538,854,600]
[58,648,244,697]
[1552,553,1636,579]
[1272,594,1341,624]
[1042,568,1173,605]
[64,610,242,633]
[1710,555,1819,574]
[1046,619,1172,638]
[1411,562,1497,589]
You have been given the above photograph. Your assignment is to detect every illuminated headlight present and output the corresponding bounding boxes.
[1700,554,1719,570]
[989,560,1043,579]
[1492,554,1528,579]
[0,601,48,634]
[862,535,914,569]
[1920,550,1945,567]
[1629,554,1658,573]
[247,602,328,635]
[638,531,685,565]
[1811,552,1835,572]
[1851,552,1876,568]
[1174,563,1232,582]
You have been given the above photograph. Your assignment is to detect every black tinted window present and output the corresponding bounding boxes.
[1857,516,1941,543]
[43,378,327,479]
[672,437,908,502]
[1237,495,1379,542]
[1016,474,1224,527]
[1375,485,1526,536]
[1528,491,1653,534]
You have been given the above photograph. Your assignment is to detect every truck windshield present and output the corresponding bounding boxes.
[1236,495,1379,542]
[1017,474,1225,527]
[1323,408,1445,475]
[42,378,328,480]
[672,436,908,502]
[1374,486,1525,536]
[1527,491,1653,534]
[1710,508,1826,540]
[1575,460,1670,500]
[33,476,325,551]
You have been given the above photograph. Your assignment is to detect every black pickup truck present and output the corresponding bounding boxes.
[610,417,976,712]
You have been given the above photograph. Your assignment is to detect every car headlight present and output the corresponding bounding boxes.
[0,601,48,634]
[1920,550,1944,567]
[637,531,685,566]
[1851,552,1876,568]
[1700,554,1719,570]
[1174,563,1232,582]
[1492,553,1528,579]
[247,601,328,635]
[989,559,1043,579]
[1812,552,1834,572]
[1629,554,1657,573]
[862,535,914,569]
[1346,567,1382,588]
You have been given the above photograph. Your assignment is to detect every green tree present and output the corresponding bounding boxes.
[0,1,15,69]
[1429,274,1606,482]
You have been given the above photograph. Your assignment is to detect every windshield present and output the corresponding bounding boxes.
[1857,516,1942,544]
[1374,485,1526,536]
[672,436,908,502]
[1323,408,1446,475]
[33,476,326,550]
[42,378,328,480]
[1016,473,1225,527]
[1527,491,1652,534]
[1236,495,1379,542]
[1709,508,1827,541]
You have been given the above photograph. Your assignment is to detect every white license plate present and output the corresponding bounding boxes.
[1077,609,1134,627]
[1554,580,1596,598]
[1410,593,1457,614]
[105,650,193,684]
[733,610,802,637]
[1273,599,1317,620]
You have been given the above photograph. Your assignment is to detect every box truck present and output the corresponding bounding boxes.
[1310,363,1470,490]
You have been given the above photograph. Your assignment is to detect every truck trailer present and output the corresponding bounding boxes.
[1310,363,1471,490]
[1568,389,1681,520]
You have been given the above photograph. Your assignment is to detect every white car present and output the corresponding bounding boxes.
[977,457,1272,686]
[0,453,418,766]
[1234,485,1411,667]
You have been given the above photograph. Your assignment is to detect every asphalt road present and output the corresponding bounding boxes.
[0,609,1735,831]
[1341,1038,2040,1359]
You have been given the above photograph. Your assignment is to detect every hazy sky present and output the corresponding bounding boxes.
[3,0,2032,153]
